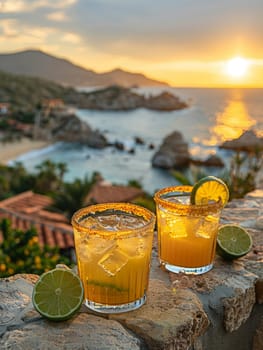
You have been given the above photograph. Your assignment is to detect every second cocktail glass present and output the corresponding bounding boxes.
[154,186,223,274]
[71,202,155,313]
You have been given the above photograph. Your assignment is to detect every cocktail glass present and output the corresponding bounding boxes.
[71,202,155,313]
[154,186,223,274]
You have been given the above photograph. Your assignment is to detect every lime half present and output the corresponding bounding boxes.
[190,176,229,206]
[216,224,253,260]
[32,268,84,321]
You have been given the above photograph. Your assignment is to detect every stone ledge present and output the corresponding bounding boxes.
[0,189,262,350]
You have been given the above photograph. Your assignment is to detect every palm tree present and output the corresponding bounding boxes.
[51,175,96,220]
[57,162,68,189]
[34,160,67,193]
[10,161,35,193]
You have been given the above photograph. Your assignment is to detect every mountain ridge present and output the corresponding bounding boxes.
[0,49,168,88]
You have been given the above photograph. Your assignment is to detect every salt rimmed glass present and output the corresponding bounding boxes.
[154,186,223,274]
[71,203,155,313]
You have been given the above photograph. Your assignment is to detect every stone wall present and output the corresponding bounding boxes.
[0,190,262,350]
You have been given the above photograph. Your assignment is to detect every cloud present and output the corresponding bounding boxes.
[0,0,262,65]
[0,0,77,13]
[33,0,77,9]
[0,19,20,37]
[0,0,29,13]
[47,11,68,22]
[62,32,82,44]
[69,0,263,60]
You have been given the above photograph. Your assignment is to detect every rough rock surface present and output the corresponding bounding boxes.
[36,112,108,148]
[253,317,263,350]
[77,86,188,111]
[0,189,263,349]
[145,91,188,111]
[109,280,209,350]
[152,130,191,169]
[153,129,263,172]
[220,129,263,152]
[1,313,142,350]
[192,154,225,167]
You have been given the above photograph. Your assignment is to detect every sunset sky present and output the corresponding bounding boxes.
[0,0,263,87]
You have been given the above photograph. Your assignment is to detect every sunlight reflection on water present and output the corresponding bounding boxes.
[208,94,256,145]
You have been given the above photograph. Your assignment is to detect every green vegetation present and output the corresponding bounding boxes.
[227,150,262,198]
[0,219,70,278]
[0,162,35,199]
[0,70,79,113]
[132,194,156,213]
[0,161,97,277]
[0,160,68,199]
[50,174,97,220]
[172,149,262,200]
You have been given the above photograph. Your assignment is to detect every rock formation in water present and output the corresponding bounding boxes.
[152,131,191,169]
[34,111,108,149]
[77,86,188,111]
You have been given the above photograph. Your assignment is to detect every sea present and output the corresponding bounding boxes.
[12,87,263,195]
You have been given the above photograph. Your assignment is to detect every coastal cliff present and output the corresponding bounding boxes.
[76,86,188,111]
[33,111,108,149]
[0,71,187,112]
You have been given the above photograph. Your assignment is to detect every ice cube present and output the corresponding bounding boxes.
[82,216,105,230]
[98,248,129,276]
[166,195,190,205]
[97,214,120,231]
[78,235,117,261]
[160,211,188,238]
[86,213,147,231]
[90,236,117,255]
[117,213,147,230]
[118,237,145,257]
[169,218,188,238]
[185,216,202,236]
[195,215,219,239]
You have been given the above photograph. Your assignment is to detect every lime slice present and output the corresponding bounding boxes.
[216,224,253,260]
[190,176,229,206]
[32,268,84,321]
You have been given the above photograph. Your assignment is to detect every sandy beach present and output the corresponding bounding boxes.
[0,138,51,165]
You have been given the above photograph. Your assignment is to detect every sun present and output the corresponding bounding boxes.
[226,57,249,78]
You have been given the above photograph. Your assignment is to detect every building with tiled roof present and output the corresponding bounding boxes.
[0,183,146,257]
[85,180,145,204]
[0,191,74,252]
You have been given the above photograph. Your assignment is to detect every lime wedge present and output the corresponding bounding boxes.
[190,176,229,206]
[216,224,253,260]
[32,268,84,321]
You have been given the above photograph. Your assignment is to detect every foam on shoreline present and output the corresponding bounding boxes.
[7,142,62,165]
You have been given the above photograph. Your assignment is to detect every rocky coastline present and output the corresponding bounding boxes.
[30,85,189,149]
[151,129,263,170]
[0,85,188,150]
[76,85,188,111]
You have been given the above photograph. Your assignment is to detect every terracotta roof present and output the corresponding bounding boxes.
[0,191,74,250]
[85,181,144,204]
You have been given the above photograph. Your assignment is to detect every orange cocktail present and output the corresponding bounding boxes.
[154,186,223,274]
[71,203,155,313]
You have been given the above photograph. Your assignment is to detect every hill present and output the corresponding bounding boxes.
[0,49,168,88]
[0,71,186,112]
[0,70,80,111]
